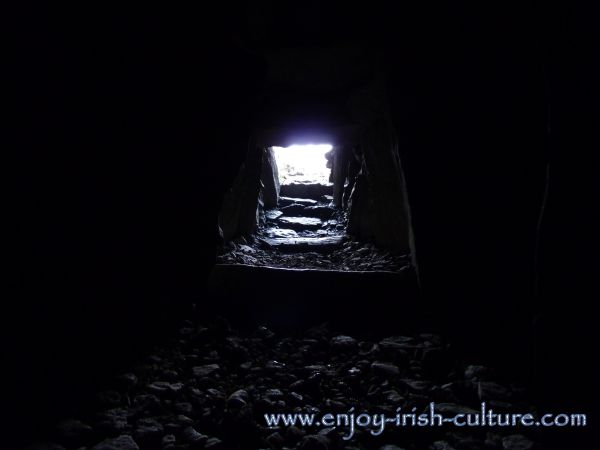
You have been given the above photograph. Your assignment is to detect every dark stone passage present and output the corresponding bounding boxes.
[217,143,410,272]
[6,2,597,450]
[218,175,409,272]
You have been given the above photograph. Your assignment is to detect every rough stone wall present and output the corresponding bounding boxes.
[345,69,412,253]
[331,145,350,207]
[260,147,280,208]
[346,118,411,253]
[219,143,263,242]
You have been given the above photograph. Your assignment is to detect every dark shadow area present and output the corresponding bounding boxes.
[5,2,598,449]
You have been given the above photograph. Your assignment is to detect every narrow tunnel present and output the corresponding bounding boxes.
[5,2,597,450]
[217,141,412,273]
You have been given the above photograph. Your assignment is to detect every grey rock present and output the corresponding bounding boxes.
[502,435,534,450]
[205,437,225,449]
[206,388,226,402]
[330,335,357,350]
[288,391,304,405]
[96,408,129,433]
[193,364,220,378]
[402,379,431,391]
[161,434,176,449]
[182,426,208,444]
[227,389,249,408]
[265,210,284,220]
[265,228,298,239]
[175,415,195,426]
[384,390,403,403]
[264,388,284,400]
[147,381,184,395]
[371,362,400,376]
[464,365,490,381]
[92,435,139,450]
[134,417,164,442]
[379,336,415,350]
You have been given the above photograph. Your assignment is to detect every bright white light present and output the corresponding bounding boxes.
[272,144,333,185]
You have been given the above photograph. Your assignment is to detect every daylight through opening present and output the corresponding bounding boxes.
[272,144,332,185]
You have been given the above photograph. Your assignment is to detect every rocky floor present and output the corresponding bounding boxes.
[217,194,410,272]
[27,318,543,450]
[216,236,410,272]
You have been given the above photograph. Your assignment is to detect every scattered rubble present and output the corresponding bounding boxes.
[33,319,542,449]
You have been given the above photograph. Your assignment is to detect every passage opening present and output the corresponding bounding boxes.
[272,144,332,185]
[217,142,411,272]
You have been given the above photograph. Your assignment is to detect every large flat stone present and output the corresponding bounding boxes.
[265,228,298,238]
[279,197,318,207]
[281,204,335,219]
[262,235,345,252]
[278,216,322,231]
[280,183,333,199]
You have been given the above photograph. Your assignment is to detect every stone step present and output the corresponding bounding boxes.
[281,203,335,219]
[279,203,306,215]
[264,228,298,239]
[259,235,344,253]
[277,216,322,231]
[280,183,333,199]
[279,197,318,207]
